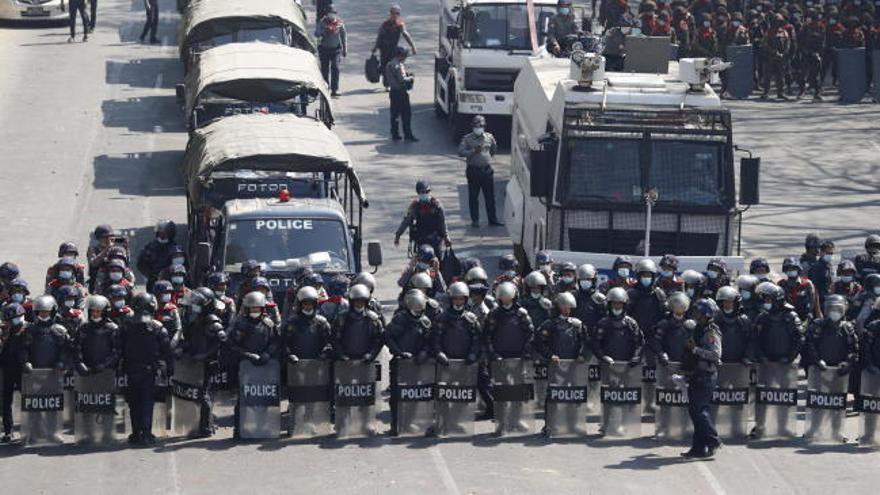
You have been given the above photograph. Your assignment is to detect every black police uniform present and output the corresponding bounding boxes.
[519,294,553,331]
[75,318,120,374]
[715,310,754,364]
[136,240,176,292]
[651,314,692,364]
[432,307,481,363]
[284,311,333,360]
[753,303,803,364]
[1,324,27,437]
[332,308,385,361]
[805,317,859,368]
[120,316,170,442]
[395,198,448,255]
[538,315,587,360]
[482,304,535,417]
[228,314,279,437]
[22,319,70,369]
[177,312,225,435]
[593,312,644,363]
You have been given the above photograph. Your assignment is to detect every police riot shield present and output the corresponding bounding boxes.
[654,363,692,442]
[754,362,799,439]
[238,359,281,439]
[804,366,848,444]
[859,369,880,446]
[63,371,76,428]
[154,370,171,436]
[334,361,378,438]
[600,363,642,438]
[586,358,602,415]
[837,48,867,104]
[711,363,751,439]
[642,364,657,415]
[287,359,333,438]
[490,359,536,435]
[74,370,118,445]
[393,360,436,436]
[544,360,589,437]
[533,361,548,414]
[171,359,206,438]
[207,358,237,406]
[726,45,754,99]
[21,369,65,446]
[873,50,880,102]
[434,360,477,437]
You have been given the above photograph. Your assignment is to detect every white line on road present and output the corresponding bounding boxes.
[168,450,183,495]
[429,446,461,495]
[696,461,727,495]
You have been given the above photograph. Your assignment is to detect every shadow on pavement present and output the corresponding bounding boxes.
[93,150,184,196]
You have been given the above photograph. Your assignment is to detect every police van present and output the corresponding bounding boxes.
[182,112,381,299]
[505,52,761,275]
[434,0,564,138]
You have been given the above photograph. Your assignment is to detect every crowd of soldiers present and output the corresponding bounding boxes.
[589,0,880,99]
[3,212,880,446]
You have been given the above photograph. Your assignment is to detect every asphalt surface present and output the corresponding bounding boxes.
[1,0,879,492]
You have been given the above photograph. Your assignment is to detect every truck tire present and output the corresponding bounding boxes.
[434,70,445,118]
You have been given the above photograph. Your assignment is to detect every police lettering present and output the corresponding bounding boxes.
[711,388,749,405]
[533,364,548,380]
[600,387,641,404]
[399,385,434,401]
[588,365,601,381]
[76,392,113,406]
[642,367,656,382]
[172,381,203,401]
[209,371,229,386]
[860,396,880,414]
[756,387,797,406]
[254,219,313,231]
[337,383,375,398]
[548,386,587,403]
[807,391,846,410]
[243,384,278,398]
[656,389,688,406]
[237,183,289,193]
[436,385,475,402]
[23,394,64,412]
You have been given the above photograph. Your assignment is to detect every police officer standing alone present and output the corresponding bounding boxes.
[315,6,347,98]
[458,115,503,228]
[139,0,159,44]
[394,180,449,254]
[681,299,723,459]
[385,46,418,142]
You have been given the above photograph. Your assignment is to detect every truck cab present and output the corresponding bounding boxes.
[434,0,559,137]
[506,55,759,274]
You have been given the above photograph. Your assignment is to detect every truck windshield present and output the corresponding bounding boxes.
[193,27,288,52]
[561,138,724,207]
[462,4,555,50]
[224,218,349,272]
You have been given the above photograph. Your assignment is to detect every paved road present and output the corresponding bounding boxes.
[1,0,879,492]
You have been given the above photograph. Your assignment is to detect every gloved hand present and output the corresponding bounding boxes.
[465,353,477,364]
[576,355,586,363]
[23,362,33,374]
[217,330,227,342]
[787,358,799,368]
[816,359,829,370]
[399,352,413,360]
[551,355,561,365]
[436,352,450,367]
[683,320,696,331]
[340,354,351,361]
[602,356,615,365]
[259,352,270,364]
[76,362,90,376]
[288,354,300,364]
[837,361,851,376]
[157,360,168,373]
[628,357,641,367]
[658,353,670,366]
[245,352,261,363]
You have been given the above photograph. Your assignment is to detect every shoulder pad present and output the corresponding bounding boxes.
[539,298,553,311]
[51,324,69,337]
[314,314,328,325]
[569,317,583,328]
[427,298,439,309]
[517,307,529,316]
[737,314,750,326]
[261,317,276,328]
[463,311,478,324]
[419,315,432,328]
[204,313,222,324]
[364,310,380,321]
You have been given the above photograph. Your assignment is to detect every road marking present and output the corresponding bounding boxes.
[696,461,726,495]
[429,446,461,495]
[168,450,183,494]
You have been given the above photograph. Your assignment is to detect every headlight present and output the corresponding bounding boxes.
[459,93,486,103]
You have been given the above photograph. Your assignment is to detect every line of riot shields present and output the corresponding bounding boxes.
[6,357,880,446]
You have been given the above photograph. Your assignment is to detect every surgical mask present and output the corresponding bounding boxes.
[109,271,123,282]
[732,20,741,26]
[763,302,773,311]
[59,270,73,280]
[617,268,630,278]
[756,273,769,281]
[658,19,667,26]
[874,287,880,296]
[827,311,843,322]
[686,288,695,298]
[539,263,552,274]
[172,257,185,266]
[157,237,169,244]
[559,7,570,15]
[504,270,516,279]
[829,19,837,24]
[418,194,431,202]
[839,275,853,283]
[248,310,262,319]
[703,21,711,27]
[214,290,225,298]
[113,299,125,309]
[723,307,734,315]
[822,254,833,263]
[191,305,202,314]
[64,299,76,308]
[90,315,103,323]
[578,280,593,291]
[158,293,170,303]
[640,277,653,287]
[706,270,718,280]
[661,270,673,278]
[561,275,574,284]
[302,307,315,316]
[786,270,799,278]
[416,262,429,271]
[473,127,484,136]
[140,315,153,323]
[11,293,24,303]
[741,290,751,301]
[37,315,52,322]
[611,307,623,316]
[530,291,542,300]
[452,303,465,311]
[501,302,513,310]
[353,304,366,314]
[171,276,184,285]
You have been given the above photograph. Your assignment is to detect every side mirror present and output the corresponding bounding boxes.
[175,83,185,106]
[367,241,383,270]
[195,242,212,277]
[446,25,461,40]
[739,157,760,205]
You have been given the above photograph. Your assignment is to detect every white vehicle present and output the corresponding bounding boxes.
[434,0,564,137]
[505,54,761,273]
[0,0,67,21]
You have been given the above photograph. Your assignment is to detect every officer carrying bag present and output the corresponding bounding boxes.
[364,54,381,83]
[439,246,461,285]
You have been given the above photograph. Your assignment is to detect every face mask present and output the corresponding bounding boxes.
[214,290,225,298]
[64,299,76,308]
[418,194,431,202]
[561,275,574,284]
[157,237,169,244]
[763,302,773,311]
[11,293,24,303]
[786,270,799,278]
[874,287,880,296]
[90,315,103,323]
[109,271,123,282]
[686,288,695,298]
[829,19,837,24]
[113,300,125,309]
[707,270,720,280]
[617,268,630,278]
[611,307,623,316]
[59,270,73,280]
[191,305,202,314]
[408,310,423,318]
[839,275,853,283]
[540,264,552,274]
[171,276,184,285]
[353,303,366,314]
[501,302,513,310]
[473,127,484,136]
[159,293,171,303]
[416,262,429,271]
[756,273,769,281]
[172,257,185,266]
[659,19,667,26]
[530,291,542,300]
[822,254,833,262]
[302,307,315,316]
[504,271,516,279]
[37,315,51,322]
[703,21,711,27]
[560,7,570,14]
[249,311,262,319]
[741,290,751,301]
[640,277,653,287]
[579,280,593,291]
[723,307,734,315]
[732,20,741,26]
[661,270,673,278]
[140,315,153,323]
[827,311,843,322]
[11,316,24,326]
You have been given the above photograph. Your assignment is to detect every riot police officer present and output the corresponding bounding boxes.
[778,257,821,320]
[433,282,481,366]
[593,288,644,367]
[831,260,864,320]
[484,282,535,361]
[152,280,182,336]
[22,296,70,372]
[682,269,707,301]
[681,299,723,458]
[228,291,280,440]
[107,284,133,325]
[736,274,761,323]
[394,181,449,255]
[715,286,754,365]
[120,292,170,445]
[798,10,826,99]
[1,303,28,442]
[493,254,522,291]
[600,256,635,293]
[555,262,578,294]
[206,272,237,327]
[283,286,333,363]
[854,234,880,281]
[320,275,350,323]
[538,292,588,363]
[352,272,385,325]
[235,260,265,307]
[628,259,667,343]
[405,272,444,322]
[333,284,385,362]
[458,115,502,228]
[761,14,792,99]
[521,271,553,329]
[657,254,684,294]
[574,264,605,329]
[652,292,694,366]
[753,283,803,367]
[136,220,178,292]
[750,256,773,283]
[704,258,730,299]
[74,295,120,378]
[45,242,86,287]
[386,290,433,436]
